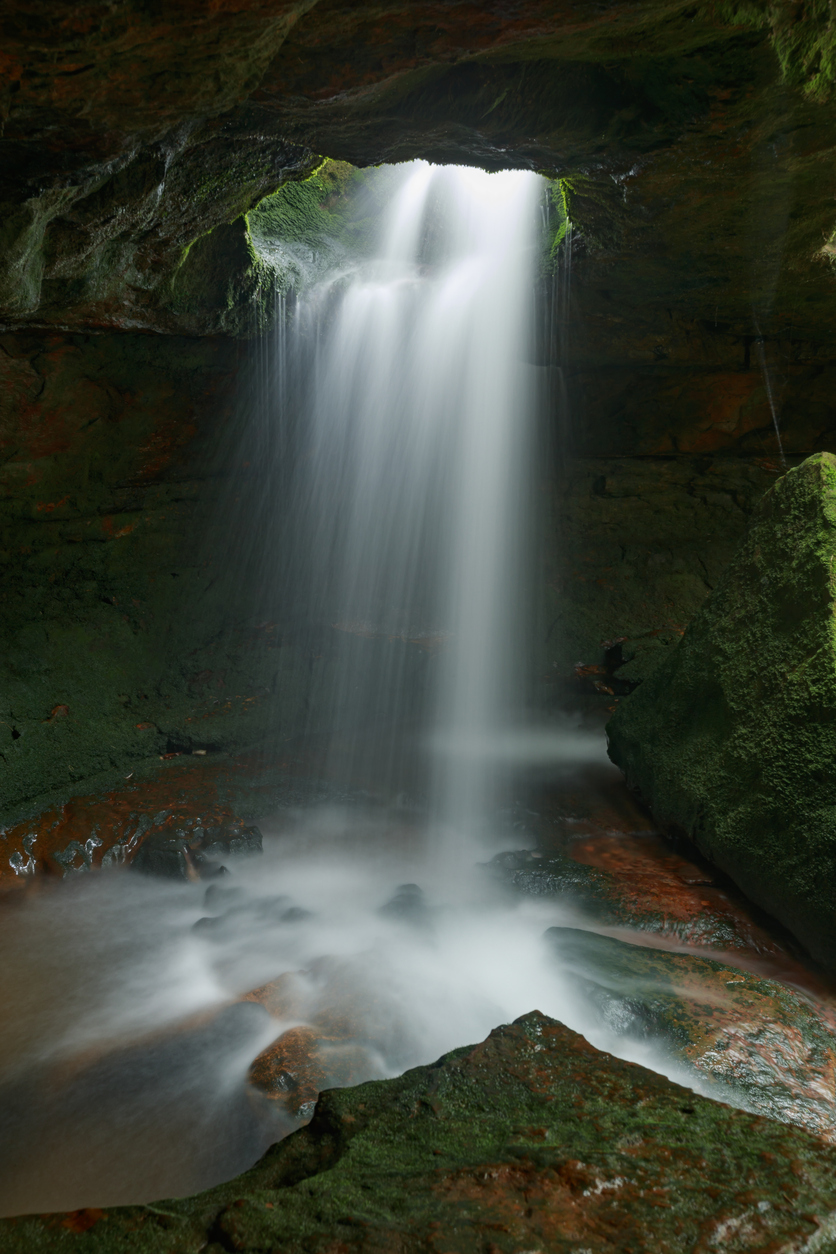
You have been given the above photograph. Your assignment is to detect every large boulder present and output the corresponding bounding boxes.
[7,1012,836,1251]
[607,451,836,970]
[546,927,836,1139]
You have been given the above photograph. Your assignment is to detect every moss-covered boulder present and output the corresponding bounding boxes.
[8,1011,836,1252]
[547,927,836,1140]
[607,450,836,971]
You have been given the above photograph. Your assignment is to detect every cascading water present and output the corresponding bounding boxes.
[0,163,737,1217]
[275,162,542,842]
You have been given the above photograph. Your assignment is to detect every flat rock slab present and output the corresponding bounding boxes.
[607,451,836,973]
[7,1011,836,1252]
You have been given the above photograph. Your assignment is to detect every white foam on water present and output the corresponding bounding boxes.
[0,774,734,1215]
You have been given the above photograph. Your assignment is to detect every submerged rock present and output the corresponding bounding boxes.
[8,1011,836,1251]
[547,927,836,1142]
[607,451,836,972]
[378,881,431,928]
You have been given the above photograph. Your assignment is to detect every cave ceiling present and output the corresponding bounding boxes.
[2,1,836,341]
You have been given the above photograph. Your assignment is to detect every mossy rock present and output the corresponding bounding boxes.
[7,1011,836,1251]
[547,927,836,1139]
[607,450,836,971]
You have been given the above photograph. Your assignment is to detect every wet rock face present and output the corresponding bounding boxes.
[0,753,276,884]
[607,451,836,973]
[8,1011,836,1251]
[0,330,321,823]
[541,456,787,692]
[547,927,836,1143]
[4,2,836,766]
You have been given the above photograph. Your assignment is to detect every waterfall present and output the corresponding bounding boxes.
[0,165,734,1216]
[277,161,544,840]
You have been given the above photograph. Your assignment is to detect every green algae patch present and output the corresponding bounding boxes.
[6,1012,836,1251]
[607,451,836,972]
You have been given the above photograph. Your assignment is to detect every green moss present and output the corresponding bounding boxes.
[167,218,276,335]
[6,1012,836,1251]
[538,457,781,695]
[607,451,836,971]
[703,0,836,98]
[246,157,380,297]
[0,331,321,827]
[546,927,836,1136]
[543,179,571,270]
[769,0,836,98]
[558,171,635,253]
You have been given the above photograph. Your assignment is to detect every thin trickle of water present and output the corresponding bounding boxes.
[753,330,787,469]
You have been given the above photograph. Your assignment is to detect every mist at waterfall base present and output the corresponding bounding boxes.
[0,165,729,1214]
[0,747,728,1216]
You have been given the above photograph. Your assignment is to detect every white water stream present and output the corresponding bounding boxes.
[276,161,542,836]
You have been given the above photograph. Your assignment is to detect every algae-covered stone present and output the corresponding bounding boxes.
[547,927,836,1140]
[607,451,836,970]
[7,1011,836,1252]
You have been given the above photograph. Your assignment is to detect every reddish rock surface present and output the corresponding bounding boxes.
[3,0,836,351]
[0,756,250,883]
[529,759,826,989]
[549,926,836,1143]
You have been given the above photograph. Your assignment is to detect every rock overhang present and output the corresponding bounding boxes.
[3,1,836,342]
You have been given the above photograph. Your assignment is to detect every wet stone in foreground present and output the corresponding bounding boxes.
[547,926,836,1143]
[6,1011,836,1252]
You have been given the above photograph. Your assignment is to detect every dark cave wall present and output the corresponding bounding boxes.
[5,1,836,343]
[0,331,317,826]
[539,308,836,695]
[6,316,835,830]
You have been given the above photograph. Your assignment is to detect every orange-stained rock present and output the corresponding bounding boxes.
[58,1210,105,1235]
[245,966,390,1118]
[0,755,264,884]
[523,760,823,992]
[249,1025,327,1119]
[548,927,836,1143]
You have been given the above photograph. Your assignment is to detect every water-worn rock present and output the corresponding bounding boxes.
[6,1011,836,1251]
[491,845,790,957]
[608,452,836,974]
[548,927,836,1142]
[0,752,336,885]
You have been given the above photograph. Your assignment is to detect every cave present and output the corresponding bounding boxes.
[5,3,836,1249]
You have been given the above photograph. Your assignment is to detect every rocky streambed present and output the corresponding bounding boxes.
[3,736,836,1249]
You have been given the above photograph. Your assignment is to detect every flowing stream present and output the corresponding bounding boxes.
[0,164,738,1215]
